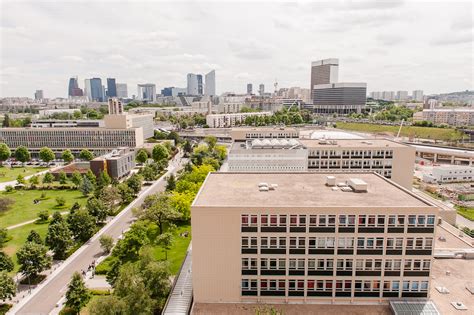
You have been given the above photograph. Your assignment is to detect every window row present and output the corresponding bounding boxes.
[242,214,435,228]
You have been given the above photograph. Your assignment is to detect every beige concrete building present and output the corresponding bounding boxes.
[414,108,474,126]
[192,172,437,306]
[104,113,154,139]
[230,127,299,141]
[206,112,271,128]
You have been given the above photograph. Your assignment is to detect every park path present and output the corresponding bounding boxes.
[5,211,69,230]
[0,168,52,191]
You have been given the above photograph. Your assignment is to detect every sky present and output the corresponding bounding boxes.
[0,0,473,98]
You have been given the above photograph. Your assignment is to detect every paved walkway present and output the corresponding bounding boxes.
[6,211,69,230]
[0,168,51,191]
[8,154,186,315]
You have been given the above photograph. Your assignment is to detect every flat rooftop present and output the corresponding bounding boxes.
[298,138,407,148]
[193,172,431,208]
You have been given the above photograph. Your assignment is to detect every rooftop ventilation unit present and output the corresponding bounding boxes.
[259,186,269,192]
[340,186,353,192]
[347,178,368,193]
[258,182,268,187]
[326,176,336,187]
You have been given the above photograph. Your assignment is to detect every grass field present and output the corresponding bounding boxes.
[456,206,474,221]
[3,221,49,274]
[0,166,48,183]
[0,189,87,228]
[336,122,466,141]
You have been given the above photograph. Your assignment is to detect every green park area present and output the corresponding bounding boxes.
[0,166,48,183]
[0,189,87,229]
[336,122,466,141]
[457,206,474,221]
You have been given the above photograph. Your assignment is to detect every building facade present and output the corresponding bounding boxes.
[107,78,117,97]
[310,58,339,98]
[34,90,44,100]
[90,147,135,179]
[205,70,216,96]
[103,113,154,139]
[116,83,128,98]
[192,172,437,305]
[247,83,253,95]
[206,112,272,128]
[108,98,123,114]
[230,128,299,141]
[312,83,367,114]
[137,84,156,102]
[423,166,473,184]
[414,108,474,127]
[412,90,424,102]
[90,78,104,102]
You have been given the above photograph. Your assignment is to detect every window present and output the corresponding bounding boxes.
[310,237,335,249]
[289,258,305,270]
[336,259,353,271]
[338,237,354,249]
[386,238,403,249]
[261,258,285,270]
[242,237,257,249]
[404,259,431,271]
[241,214,258,227]
[335,280,352,292]
[401,281,429,292]
[356,280,381,292]
[385,259,402,271]
[288,279,305,291]
[261,215,269,227]
[242,258,257,270]
[260,279,285,291]
[357,237,383,249]
[339,215,356,227]
[242,279,257,291]
[290,237,306,249]
[356,259,382,271]
[314,258,333,270]
[406,237,433,250]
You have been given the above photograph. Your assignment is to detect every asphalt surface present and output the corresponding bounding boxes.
[11,155,186,315]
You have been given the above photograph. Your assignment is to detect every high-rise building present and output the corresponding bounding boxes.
[312,83,367,114]
[310,58,339,99]
[197,74,203,95]
[413,90,424,102]
[161,87,186,97]
[34,90,44,101]
[382,91,395,101]
[259,84,265,96]
[116,83,128,98]
[396,91,408,101]
[247,83,253,95]
[107,78,117,97]
[137,84,156,102]
[89,78,104,102]
[205,70,216,96]
[68,77,79,97]
[108,97,123,115]
[84,79,92,100]
[187,73,199,95]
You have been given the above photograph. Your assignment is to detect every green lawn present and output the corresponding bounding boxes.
[0,166,48,183]
[0,189,87,228]
[151,224,191,274]
[456,206,474,221]
[336,122,466,141]
[3,221,49,274]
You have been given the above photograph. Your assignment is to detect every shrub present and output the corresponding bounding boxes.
[56,197,66,207]
[4,185,13,193]
[37,210,49,222]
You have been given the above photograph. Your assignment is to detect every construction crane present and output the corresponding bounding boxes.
[396,119,405,139]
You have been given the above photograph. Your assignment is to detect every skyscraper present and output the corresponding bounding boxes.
[84,79,92,100]
[107,78,117,97]
[413,90,424,102]
[137,84,156,102]
[247,83,253,95]
[259,84,265,96]
[197,74,203,95]
[187,73,198,95]
[90,78,104,102]
[116,83,128,98]
[310,58,339,100]
[205,70,216,96]
[396,91,409,101]
[34,90,44,100]
[68,77,79,97]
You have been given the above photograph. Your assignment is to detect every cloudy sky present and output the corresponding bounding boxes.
[0,0,472,98]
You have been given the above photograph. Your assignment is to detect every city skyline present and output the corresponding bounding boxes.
[1,1,472,97]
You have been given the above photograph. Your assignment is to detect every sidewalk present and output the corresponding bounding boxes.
[6,211,69,230]
[0,168,52,191]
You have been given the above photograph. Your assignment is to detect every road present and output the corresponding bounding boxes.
[10,154,186,315]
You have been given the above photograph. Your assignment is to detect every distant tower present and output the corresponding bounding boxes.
[68,77,79,97]
[274,79,278,94]
[107,78,117,97]
[247,83,253,95]
[108,97,123,114]
[259,84,265,96]
[34,90,44,100]
[204,70,216,96]
[310,58,339,100]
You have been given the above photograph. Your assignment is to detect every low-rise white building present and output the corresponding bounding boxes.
[206,112,271,128]
[414,108,474,126]
[423,166,473,183]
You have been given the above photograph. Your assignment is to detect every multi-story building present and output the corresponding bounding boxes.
[34,90,44,101]
[423,165,473,184]
[227,137,415,189]
[187,73,204,96]
[106,78,117,97]
[84,79,92,100]
[382,91,395,101]
[230,127,299,140]
[0,127,143,156]
[205,70,216,96]
[218,102,243,114]
[90,147,135,179]
[412,90,424,102]
[310,58,339,99]
[312,83,367,114]
[116,83,128,98]
[396,91,409,101]
[137,84,156,102]
[414,108,474,126]
[259,84,265,96]
[192,172,437,305]
[247,83,253,95]
[108,97,123,115]
[161,87,187,97]
[89,78,104,102]
[103,113,154,139]
[206,112,272,128]
[68,77,79,97]
[30,119,103,128]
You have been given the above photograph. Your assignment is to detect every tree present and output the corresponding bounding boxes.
[71,171,82,188]
[0,252,14,272]
[86,197,108,223]
[80,177,95,196]
[99,186,121,211]
[117,183,134,204]
[135,149,149,164]
[26,230,43,245]
[167,131,181,144]
[2,114,10,127]
[56,196,66,207]
[140,260,171,310]
[17,241,52,279]
[112,221,150,261]
[96,170,111,190]
[183,140,192,156]
[14,145,31,163]
[58,171,68,185]
[61,149,74,164]
[39,147,55,163]
[0,198,14,213]
[16,174,26,185]
[113,264,155,314]
[65,272,90,313]
[140,164,157,181]
[88,295,127,315]
[37,210,49,222]
[204,135,217,151]
[166,174,176,191]
[0,271,16,301]
[29,175,39,186]
[152,144,169,163]
[85,169,96,185]
[79,149,94,161]
[50,211,64,225]
[137,193,181,235]
[0,143,11,165]
[156,232,173,260]
[0,229,8,249]
[42,172,54,184]
[46,218,73,259]
[99,235,114,254]
[67,210,96,242]
[126,174,143,195]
